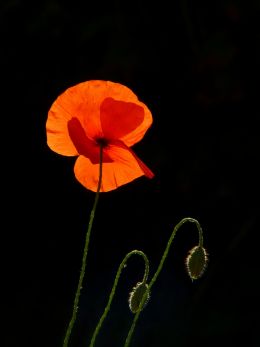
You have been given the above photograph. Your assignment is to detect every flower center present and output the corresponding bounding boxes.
[95,137,109,148]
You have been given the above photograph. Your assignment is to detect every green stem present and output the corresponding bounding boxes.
[63,145,103,347]
[124,217,203,347]
[89,250,149,347]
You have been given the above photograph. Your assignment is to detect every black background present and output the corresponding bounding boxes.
[2,0,260,347]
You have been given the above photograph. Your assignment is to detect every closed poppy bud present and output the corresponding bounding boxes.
[129,282,150,313]
[186,246,208,280]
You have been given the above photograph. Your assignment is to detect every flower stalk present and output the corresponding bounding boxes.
[89,250,149,347]
[124,217,206,347]
[63,145,103,347]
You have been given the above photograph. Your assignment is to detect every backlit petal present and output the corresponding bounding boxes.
[74,144,154,192]
[116,100,153,147]
[46,102,78,156]
[46,80,153,156]
[67,117,112,164]
[46,80,154,190]
[100,97,145,139]
[110,139,155,179]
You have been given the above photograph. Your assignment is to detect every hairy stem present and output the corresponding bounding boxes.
[124,217,204,347]
[63,145,103,347]
[89,250,149,347]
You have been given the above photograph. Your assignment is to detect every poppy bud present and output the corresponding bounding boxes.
[128,282,150,313]
[186,245,208,280]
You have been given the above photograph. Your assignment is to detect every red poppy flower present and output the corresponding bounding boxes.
[46,80,154,192]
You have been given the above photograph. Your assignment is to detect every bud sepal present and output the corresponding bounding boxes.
[129,282,150,313]
[186,245,208,280]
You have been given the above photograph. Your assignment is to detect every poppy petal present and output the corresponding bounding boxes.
[74,144,154,192]
[126,147,155,179]
[67,117,113,164]
[110,139,155,179]
[100,97,145,140]
[46,103,78,156]
[46,81,153,154]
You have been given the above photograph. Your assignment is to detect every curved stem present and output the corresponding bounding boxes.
[89,250,149,347]
[63,145,103,347]
[124,217,204,347]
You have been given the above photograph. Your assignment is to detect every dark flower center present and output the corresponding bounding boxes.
[95,137,109,148]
